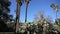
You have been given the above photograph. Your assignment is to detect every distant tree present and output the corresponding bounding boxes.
[33,15,39,23]
[50,4,59,21]
[33,11,46,34]
[33,11,44,24]
[33,11,54,34]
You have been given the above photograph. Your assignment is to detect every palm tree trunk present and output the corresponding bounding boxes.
[56,11,57,20]
[25,3,28,23]
[42,32,46,34]
[42,24,46,34]
[15,0,20,33]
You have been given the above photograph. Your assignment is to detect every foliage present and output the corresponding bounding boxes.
[50,3,59,12]
[55,18,60,26]
[50,4,55,8]
[0,0,15,32]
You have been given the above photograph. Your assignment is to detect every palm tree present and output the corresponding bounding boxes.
[16,0,23,33]
[50,4,59,21]
[25,0,31,23]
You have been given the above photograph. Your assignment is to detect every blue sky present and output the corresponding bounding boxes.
[9,0,60,22]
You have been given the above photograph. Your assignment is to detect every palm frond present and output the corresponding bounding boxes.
[55,5,59,12]
[25,0,31,4]
[50,4,55,8]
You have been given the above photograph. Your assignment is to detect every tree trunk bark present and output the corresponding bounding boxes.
[25,3,28,23]
[15,0,20,33]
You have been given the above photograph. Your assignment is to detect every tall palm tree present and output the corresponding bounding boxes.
[50,4,59,22]
[25,0,31,23]
[16,0,23,33]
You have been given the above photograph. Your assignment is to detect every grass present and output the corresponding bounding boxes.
[0,32,14,34]
[0,32,23,34]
